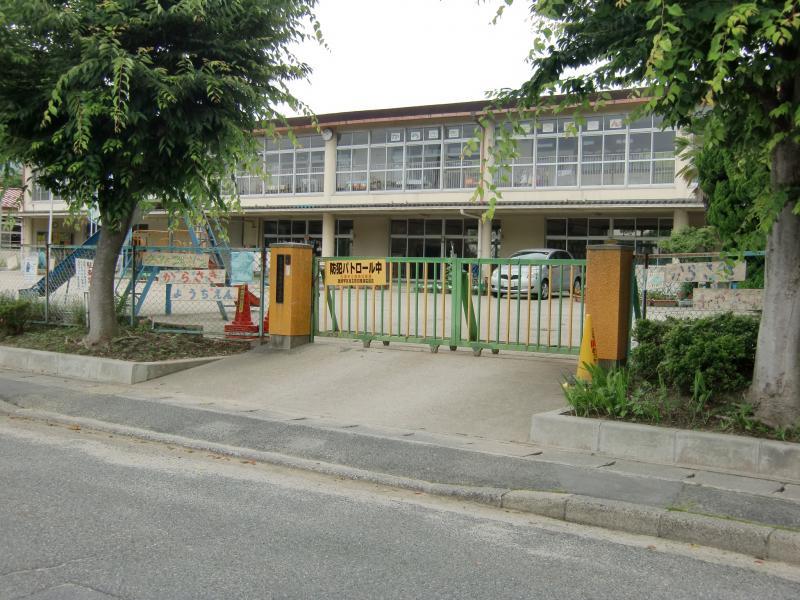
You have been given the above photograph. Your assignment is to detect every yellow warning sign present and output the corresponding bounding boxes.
[325,259,388,287]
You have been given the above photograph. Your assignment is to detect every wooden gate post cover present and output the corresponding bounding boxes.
[585,241,634,364]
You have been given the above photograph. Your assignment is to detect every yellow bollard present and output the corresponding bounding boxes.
[576,314,598,382]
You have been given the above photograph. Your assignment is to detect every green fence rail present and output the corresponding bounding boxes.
[314,256,586,355]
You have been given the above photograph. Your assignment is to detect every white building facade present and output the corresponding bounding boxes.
[15,95,704,256]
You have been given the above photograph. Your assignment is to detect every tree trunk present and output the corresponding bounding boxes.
[750,139,800,428]
[85,210,136,346]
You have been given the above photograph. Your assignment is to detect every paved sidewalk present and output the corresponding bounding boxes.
[133,338,575,443]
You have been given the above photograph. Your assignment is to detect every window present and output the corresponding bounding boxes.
[338,124,482,193]
[502,111,676,189]
[0,219,21,248]
[236,134,324,196]
[31,179,62,203]
[545,216,674,258]
[389,218,481,259]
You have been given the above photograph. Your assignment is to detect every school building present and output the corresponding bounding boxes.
[14,92,705,256]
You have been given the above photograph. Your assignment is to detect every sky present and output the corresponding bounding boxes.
[286,0,536,115]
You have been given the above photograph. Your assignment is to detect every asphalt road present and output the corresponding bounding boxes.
[2,416,799,600]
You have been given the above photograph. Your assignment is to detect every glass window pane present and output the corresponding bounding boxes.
[513,165,533,187]
[603,134,626,161]
[557,163,578,186]
[462,124,478,139]
[279,137,294,150]
[538,118,557,134]
[422,169,440,189]
[605,115,626,130]
[546,239,567,250]
[446,125,462,139]
[567,239,588,259]
[295,151,309,171]
[371,128,386,144]
[659,218,673,237]
[407,128,423,142]
[443,168,462,189]
[425,219,442,236]
[514,139,534,164]
[391,220,407,235]
[637,218,659,237]
[390,238,406,257]
[581,135,603,162]
[547,219,567,236]
[335,238,352,257]
[264,220,278,235]
[445,143,461,164]
[567,218,588,236]
[536,138,557,164]
[465,219,479,238]
[352,148,368,170]
[309,135,324,148]
[311,151,325,171]
[291,220,306,235]
[581,162,602,186]
[351,171,367,191]
[584,117,602,133]
[629,114,652,129]
[336,172,350,192]
[337,132,353,146]
[386,170,403,190]
[388,146,404,169]
[408,219,424,236]
[603,161,626,185]
[558,118,577,133]
[370,147,387,169]
[277,220,291,235]
[653,131,676,158]
[653,160,675,184]
[557,137,578,162]
[536,164,557,187]
[308,220,322,235]
[628,161,651,185]
[424,126,441,141]
[387,129,404,143]
[352,131,369,145]
[588,218,610,236]
[336,219,353,235]
[336,149,351,170]
[370,171,386,191]
[612,218,636,237]
[629,132,652,160]
[445,219,463,236]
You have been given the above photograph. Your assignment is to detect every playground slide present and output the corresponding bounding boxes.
[21,230,101,296]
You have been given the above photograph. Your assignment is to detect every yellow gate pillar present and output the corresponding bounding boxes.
[585,241,634,366]
[268,243,313,350]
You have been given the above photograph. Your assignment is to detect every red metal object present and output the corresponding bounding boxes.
[224,285,259,339]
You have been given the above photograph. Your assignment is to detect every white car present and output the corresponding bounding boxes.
[489,248,582,299]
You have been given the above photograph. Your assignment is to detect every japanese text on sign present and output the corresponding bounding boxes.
[324,259,388,286]
[75,258,94,291]
[169,286,237,302]
[158,269,225,285]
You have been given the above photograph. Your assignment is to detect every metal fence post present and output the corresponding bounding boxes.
[44,243,50,323]
[130,244,136,326]
[641,252,649,320]
[259,246,267,341]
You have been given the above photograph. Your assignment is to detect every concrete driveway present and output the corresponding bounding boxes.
[138,337,574,443]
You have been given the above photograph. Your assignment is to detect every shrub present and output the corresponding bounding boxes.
[629,318,674,382]
[0,292,34,336]
[658,313,759,395]
[564,364,665,422]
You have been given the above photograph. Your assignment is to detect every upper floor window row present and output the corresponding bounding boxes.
[498,114,676,188]
[336,124,481,193]
[236,134,325,196]
[31,180,62,202]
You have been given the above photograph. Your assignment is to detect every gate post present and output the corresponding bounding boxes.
[268,242,313,350]
[585,241,634,366]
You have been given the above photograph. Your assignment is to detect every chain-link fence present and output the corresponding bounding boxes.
[634,251,765,321]
[0,244,269,338]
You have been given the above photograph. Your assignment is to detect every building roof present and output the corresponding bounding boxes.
[269,89,647,131]
[1,187,22,210]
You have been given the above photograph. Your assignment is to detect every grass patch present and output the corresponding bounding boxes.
[0,324,252,362]
[564,364,800,444]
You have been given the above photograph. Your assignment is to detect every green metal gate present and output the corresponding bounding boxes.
[314,256,586,355]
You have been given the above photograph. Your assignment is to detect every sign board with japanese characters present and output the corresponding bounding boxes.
[664,261,746,284]
[141,251,209,269]
[158,269,226,285]
[75,258,94,291]
[324,259,388,286]
[22,254,38,283]
[169,286,237,302]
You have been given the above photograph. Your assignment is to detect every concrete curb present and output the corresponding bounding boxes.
[531,409,800,482]
[0,345,223,384]
[3,403,799,566]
